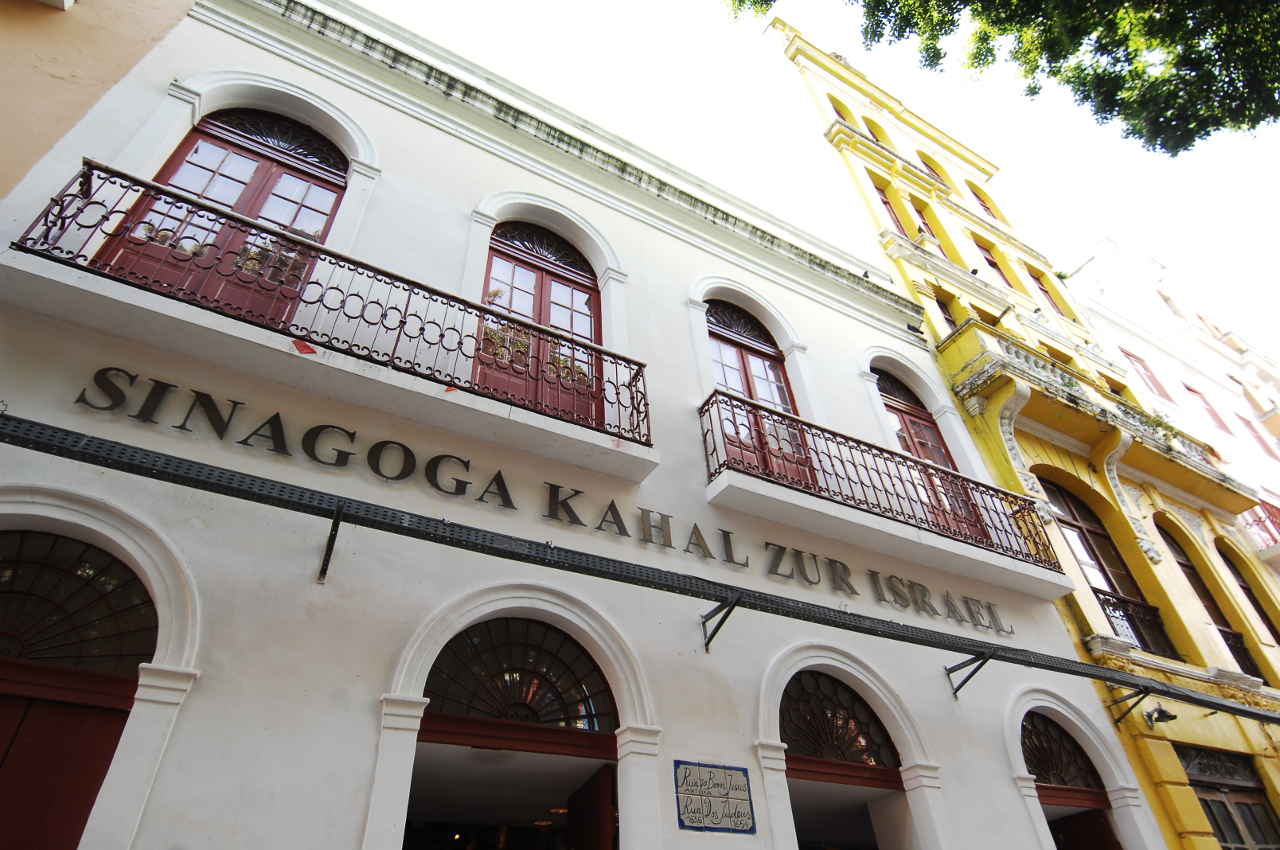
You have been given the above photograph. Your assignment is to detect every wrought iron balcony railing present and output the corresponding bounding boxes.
[14,160,651,445]
[1093,589,1179,660]
[698,390,1061,571]
[1219,627,1264,680]
[1243,502,1280,551]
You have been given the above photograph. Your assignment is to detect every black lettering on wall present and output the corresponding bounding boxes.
[963,596,991,629]
[172,391,243,439]
[237,413,292,456]
[476,471,516,510]
[886,575,912,609]
[594,501,631,537]
[129,379,178,424]
[637,508,674,547]
[908,581,941,617]
[986,602,1015,636]
[75,366,137,411]
[683,524,713,558]
[425,454,471,497]
[867,570,889,604]
[792,550,822,585]
[719,530,749,568]
[301,424,356,467]
[544,484,587,526]
[943,592,969,624]
[764,542,792,579]
[826,559,859,597]
[366,439,415,479]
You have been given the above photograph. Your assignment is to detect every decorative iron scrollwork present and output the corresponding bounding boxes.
[705,299,778,350]
[423,617,619,732]
[0,530,157,678]
[1021,711,1104,789]
[779,670,900,767]
[491,221,594,277]
[204,108,349,174]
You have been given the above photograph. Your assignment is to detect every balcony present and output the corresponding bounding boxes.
[7,160,657,480]
[941,319,1256,513]
[1093,589,1179,661]
[1243,502,1280,568]
[698,390,1074,599]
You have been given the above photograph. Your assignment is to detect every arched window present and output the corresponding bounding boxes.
[1158,526,1262,678]
[967,180,1003,221]
[423,617,618,733]
[0,530,158,849]
[1217,543,1280,646]
[862,116,894,149]
[826,94,855,124]
[780,671,899,768]
[1021,711,1120,847]
[873,368,955,470]
[478,222,602,425]
[1039,478,1178,658]
[101,108,348,326]
[415,618,619,848]
[704,299,811,484]
[916,152,952,188]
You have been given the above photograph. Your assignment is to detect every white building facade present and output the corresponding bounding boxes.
[0,2,1243,848]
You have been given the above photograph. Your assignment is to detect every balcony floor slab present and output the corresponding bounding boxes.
[706,469,1075,600]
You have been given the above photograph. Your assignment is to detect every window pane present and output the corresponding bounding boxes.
[292,208,328,239]
[258,195,297,227]
[205,175,248,207]
[188,140,228,169]
[302,184,337,213]
[169,163,213,195]
[274,173,308,201]
[222,152,258,182]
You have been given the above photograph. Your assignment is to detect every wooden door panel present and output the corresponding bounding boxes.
[0,697,128,850]
[566,764,616,850]
[1049,809,1123,850]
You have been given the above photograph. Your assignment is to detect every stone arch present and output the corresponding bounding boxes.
[1003,685,1162,850]
[170,70,378,172]
[474,191,622,279]
[388,581,656,729]
[862,347,990,480]
[0,484,200,670]
[755,641,948,850]
[758,641,931,769]
[691,277,801,354]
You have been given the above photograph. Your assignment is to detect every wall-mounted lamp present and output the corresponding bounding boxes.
[1143,704,1178,728]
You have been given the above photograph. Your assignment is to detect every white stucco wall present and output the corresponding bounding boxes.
[0,2,1163,848]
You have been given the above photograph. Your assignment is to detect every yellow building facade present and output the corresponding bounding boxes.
[774,19,1280,850]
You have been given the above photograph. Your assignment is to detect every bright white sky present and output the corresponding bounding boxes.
[352,0,1280,356]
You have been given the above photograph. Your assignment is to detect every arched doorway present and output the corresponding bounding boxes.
[97,107,349,327]
[1021,711,1121,849]
[405,617,619,850]
[0,529,158,849]
[477,221,603,428]
[779,670,903,849]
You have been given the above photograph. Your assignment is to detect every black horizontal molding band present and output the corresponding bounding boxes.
[2,412,1276,725]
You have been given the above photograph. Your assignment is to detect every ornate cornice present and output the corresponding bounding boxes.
[882,232,1014,310]
[214,0,920,322]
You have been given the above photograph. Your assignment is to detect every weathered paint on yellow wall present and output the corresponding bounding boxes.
[0,0,190,197]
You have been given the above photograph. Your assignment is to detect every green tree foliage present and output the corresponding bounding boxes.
[730,0,1280,155]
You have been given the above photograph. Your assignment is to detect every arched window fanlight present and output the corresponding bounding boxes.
[0,530,157,678]
[1021,712,1104,789]
[779,671,900,767]
[705,299,779,352]
[491,221,595,279]
[423,617,619,733]
[203,108,349,178]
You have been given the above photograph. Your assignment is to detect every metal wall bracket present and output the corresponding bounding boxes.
[1109,688,1151,724]
[945,651,993,698]
[701,592,742,653]
[317,501,345,584]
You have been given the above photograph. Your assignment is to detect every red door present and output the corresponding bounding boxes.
[566,764,617,850]
[709,333,813,487]
[477,242,602,426]
[0,661,136,850]
[96,118,344,330]
[877,375,987,541]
